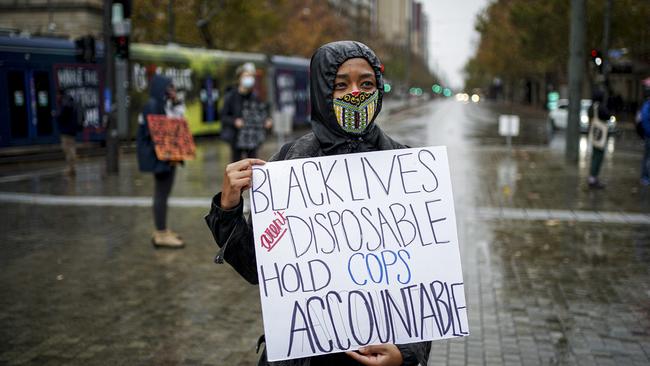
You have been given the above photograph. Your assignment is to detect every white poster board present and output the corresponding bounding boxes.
[250,146,469,361]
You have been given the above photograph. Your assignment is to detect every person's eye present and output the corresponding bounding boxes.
[334,82,347,90]
[361,81,375,89]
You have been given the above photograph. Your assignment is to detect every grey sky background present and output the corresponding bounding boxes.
[422,0,491,89]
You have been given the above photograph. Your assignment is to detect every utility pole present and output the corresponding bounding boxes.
[601,0,612,99]
[104,0,118,174]
[566,0,585,163]
[405,3,412,99]
[168,0,175,43]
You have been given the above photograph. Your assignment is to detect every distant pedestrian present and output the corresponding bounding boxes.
[136,75,185,249]
[55,88,81,176]
[220,62,272,162]
[587,89,610,189]
[639,84,650,186]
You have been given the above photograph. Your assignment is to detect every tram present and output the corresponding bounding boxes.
[0,35,310,148]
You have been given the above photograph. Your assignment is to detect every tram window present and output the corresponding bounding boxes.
[34,71,54,136]
[7,71,29,139]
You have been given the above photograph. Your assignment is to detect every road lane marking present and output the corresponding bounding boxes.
[1,192,648,225]
[475,207,650,225]
[0,192,210,208]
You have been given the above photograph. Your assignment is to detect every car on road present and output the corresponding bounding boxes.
[548,99,617,133]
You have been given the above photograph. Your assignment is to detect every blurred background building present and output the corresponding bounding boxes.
[0,0,103,38]
[1,0,648,150]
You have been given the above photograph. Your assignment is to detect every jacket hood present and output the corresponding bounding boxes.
[149,75,172,106]
[309,41,385,154]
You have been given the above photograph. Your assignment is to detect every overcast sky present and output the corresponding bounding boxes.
[422,0,491,89]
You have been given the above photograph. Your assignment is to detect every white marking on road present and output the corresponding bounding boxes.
[0,192,211,208]
[476,207,650,225]
[0,192,648,225]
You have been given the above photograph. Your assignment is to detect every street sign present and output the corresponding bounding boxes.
[498,115,520,137]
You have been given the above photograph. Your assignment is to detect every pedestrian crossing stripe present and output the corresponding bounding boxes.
[0,192,648,225]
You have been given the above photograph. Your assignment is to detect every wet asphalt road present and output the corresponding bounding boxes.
[1,99,649,365]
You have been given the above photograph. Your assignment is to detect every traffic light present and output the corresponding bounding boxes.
[113,35,129,59]
[590,48,602,71]
[75,35,96,63]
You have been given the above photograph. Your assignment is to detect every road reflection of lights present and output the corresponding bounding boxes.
[578,135,588,168]
[607,137,615,154]
[579,135,588,155]
[497,158,518,202]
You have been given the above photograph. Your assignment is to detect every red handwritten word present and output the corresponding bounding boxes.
[260,211,288,252]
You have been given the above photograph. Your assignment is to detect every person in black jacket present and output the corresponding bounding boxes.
[220,62,273,162]
[136,75,185,248]
[206,41,431,366]
[55,88,81,176]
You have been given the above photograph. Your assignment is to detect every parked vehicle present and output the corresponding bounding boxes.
[548,99,617,133]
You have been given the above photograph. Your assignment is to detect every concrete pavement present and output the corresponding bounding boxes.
[0,99,649,365]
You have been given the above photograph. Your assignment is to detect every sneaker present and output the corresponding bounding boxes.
[152,230,185,249]
[588,180,606,189]
[165,229,182,239]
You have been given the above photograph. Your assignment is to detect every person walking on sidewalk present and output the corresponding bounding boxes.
[587,89,611,189]
[205,41,430,366]
[137,75,185,249]
[55,88,82,176]
[639,84,650,186]
[220,62,272,162]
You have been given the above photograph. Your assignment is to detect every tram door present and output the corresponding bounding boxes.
[4,68,56,145]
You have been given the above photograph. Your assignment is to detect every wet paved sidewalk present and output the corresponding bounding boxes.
[1,99,649,365]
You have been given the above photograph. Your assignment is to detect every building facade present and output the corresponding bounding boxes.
[0,0,103,39]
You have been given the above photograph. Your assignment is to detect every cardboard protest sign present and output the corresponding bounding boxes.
[237,100,269,150]
[146,115,196,161]
[250,146,469,361]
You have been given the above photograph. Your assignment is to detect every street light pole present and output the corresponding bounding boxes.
[168,0,175,43]
[566,0,585,163]
[104,0,118,174]
[601,0,612,99]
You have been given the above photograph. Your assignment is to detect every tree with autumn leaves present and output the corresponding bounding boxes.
[464,0,650,102]
[131,0,438,90]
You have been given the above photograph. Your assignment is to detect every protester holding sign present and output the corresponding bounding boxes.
[206,41,432,365]
[137,75,185,248]
[220,62,273,162]
[587,89,611,189]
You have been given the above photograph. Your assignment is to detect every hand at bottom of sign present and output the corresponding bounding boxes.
[345,344,403,366]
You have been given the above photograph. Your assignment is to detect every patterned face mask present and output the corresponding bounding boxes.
[333,90,379,134]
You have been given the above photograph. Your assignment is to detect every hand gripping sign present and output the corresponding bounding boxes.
[250,146,469,361]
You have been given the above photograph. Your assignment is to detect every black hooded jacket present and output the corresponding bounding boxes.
[136,75,174,174]
[205,41,430,366]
